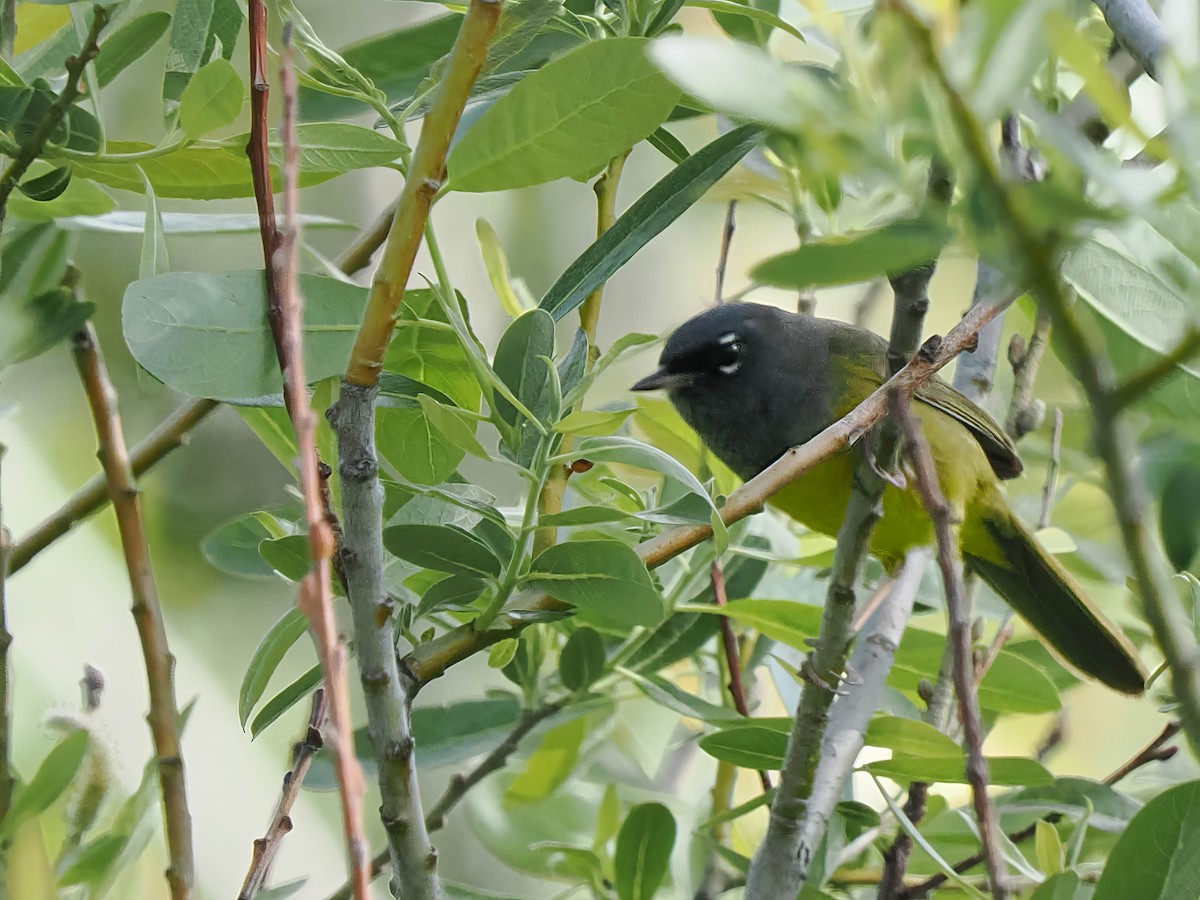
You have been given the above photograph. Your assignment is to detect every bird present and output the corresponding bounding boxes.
[631,301,1146,695]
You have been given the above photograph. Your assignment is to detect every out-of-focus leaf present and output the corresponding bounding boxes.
[559,627,606,691]
[752,218,951,289]
[506,716,587,804]
[540,125,763,321]
[239,608,309,729]
[448,38,681,191]
[614,802,676,900]
[0,223,87,370]
[476,218,529,317]
[201,512,289,579]
[57,211,353,234]
[123,270,367,400]
[1,730,90,839]
[1093,779,1200,900]
[1031,871,1085,900]
[1160,464,1200,571]
[526,540,664,629]
[864,715,962,758]
[58,834,128,886]
[863,755,1055,787]
[705,0,782,44]
[699,720,789,768]
[1036,819,1064,876]
[627,670,740,722]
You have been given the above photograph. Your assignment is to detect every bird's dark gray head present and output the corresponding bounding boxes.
[631,302,784,394]
[632,303,828,477]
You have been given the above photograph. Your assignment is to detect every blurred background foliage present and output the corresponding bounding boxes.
[2,0,1200,897]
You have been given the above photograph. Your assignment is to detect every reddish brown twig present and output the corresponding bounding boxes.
[244,15,369,896]
[71,321,193,900]
[239,690,329,898]
[891,389,1007,900]
[712,562,771,792]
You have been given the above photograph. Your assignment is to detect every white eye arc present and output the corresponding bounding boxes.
[715,332,744,375]
[718,359,742,375]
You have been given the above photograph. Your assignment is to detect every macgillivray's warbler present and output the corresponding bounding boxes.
[632,302,1146,695]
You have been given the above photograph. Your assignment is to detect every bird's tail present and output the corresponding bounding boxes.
[963,497,1147,695]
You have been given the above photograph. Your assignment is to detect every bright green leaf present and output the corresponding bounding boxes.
[1,730,90,839]
[1093,779,1200,900]
[526,540,664,629]
[507,716,587,804]
[863,755,1055,787]
[448,38,681,191]
[179,58,245,138]
[614,802,676,900]
[864,715,962,759]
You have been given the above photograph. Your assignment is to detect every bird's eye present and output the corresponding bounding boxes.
[714,334,743,375]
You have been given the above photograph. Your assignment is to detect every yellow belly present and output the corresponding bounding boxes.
[767,401,996,570]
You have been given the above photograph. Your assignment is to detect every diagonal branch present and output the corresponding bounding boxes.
[891,390,1007,899]
[70,320,193,900]
[239,690,329,899]
[1093,0,1167,81]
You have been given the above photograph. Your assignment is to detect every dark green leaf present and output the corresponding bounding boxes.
[614,802,676,900]
[94,12,172,87]
[412,696,524,768]
[1160,464,1200,570]
[122,270,367,401]
[377,408,467,486]
[864,755,1055,787]
[250,663,324,739]
[709,0,781,44]
[1,730,90,838]
[493,307,557,427]
[526,540,664,629]
[383,523,503,578]
[1094,779,1200,900]
[179,57,245,138]
[201,513,288,579]
[559,627,606,691]
[448,38,681,191]
[239,608,309,729]
[1000,777,1141,834]
[0,85,101,153]
[752,218,951,289]
[18,167,71,202]
[417,574,488,618]
[0,223,86,370]
[556,328,588,398]
[539,125,763,320]
[299,15,462,121]
[699,722,788,768]
[258,535,312,583]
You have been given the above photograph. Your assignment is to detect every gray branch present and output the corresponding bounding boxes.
[1093,0,1168,81]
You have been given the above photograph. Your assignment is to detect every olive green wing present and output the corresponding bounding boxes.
[819,320,1022,479]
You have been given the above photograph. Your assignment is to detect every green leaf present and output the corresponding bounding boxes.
[1,730,90,839]
[94,12,172,87]
[1031,872,1085,900]
[7,163,113,221]
[699,722,788,768]
[138,173,169,281]
[688,0,803,43]
[489,639,519,669]
[258,535,311,583]
[526,540,664,629]
[416,394,490,459]
[0,85,101,153]
[58,834,128,886]
[179,58,245,138]
[0,224,90,370]
[417,574,488,618]
[122,270,367,401]
[201,512,288,579]
[627,670,741,722]
[477,218,531,318]
[493,307,557,427]
[383,523,503,578]
[614,802,676,900]
[864,715,962,758]
[377,408,467,487]
[1035,819,1064,876]
[162,0,245,119]
[571,435,718,525]
[559,627,606,691]
[863,755,1055,787]
[383,291,482,410]
[239,607,309,729]
[298,15,462,121]
[70,126,402,199]
[1000,777,1140,834]
[506,716,587,804]
[411,695,524,768]
[708,600,1061,714]
[448,38,681,191]
[1094,779,1200,900]
[249,663,324,739]
[539,125,763,321]
[17,167,71,202]
[752,218,951,289]
[1161,464,1200,570]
